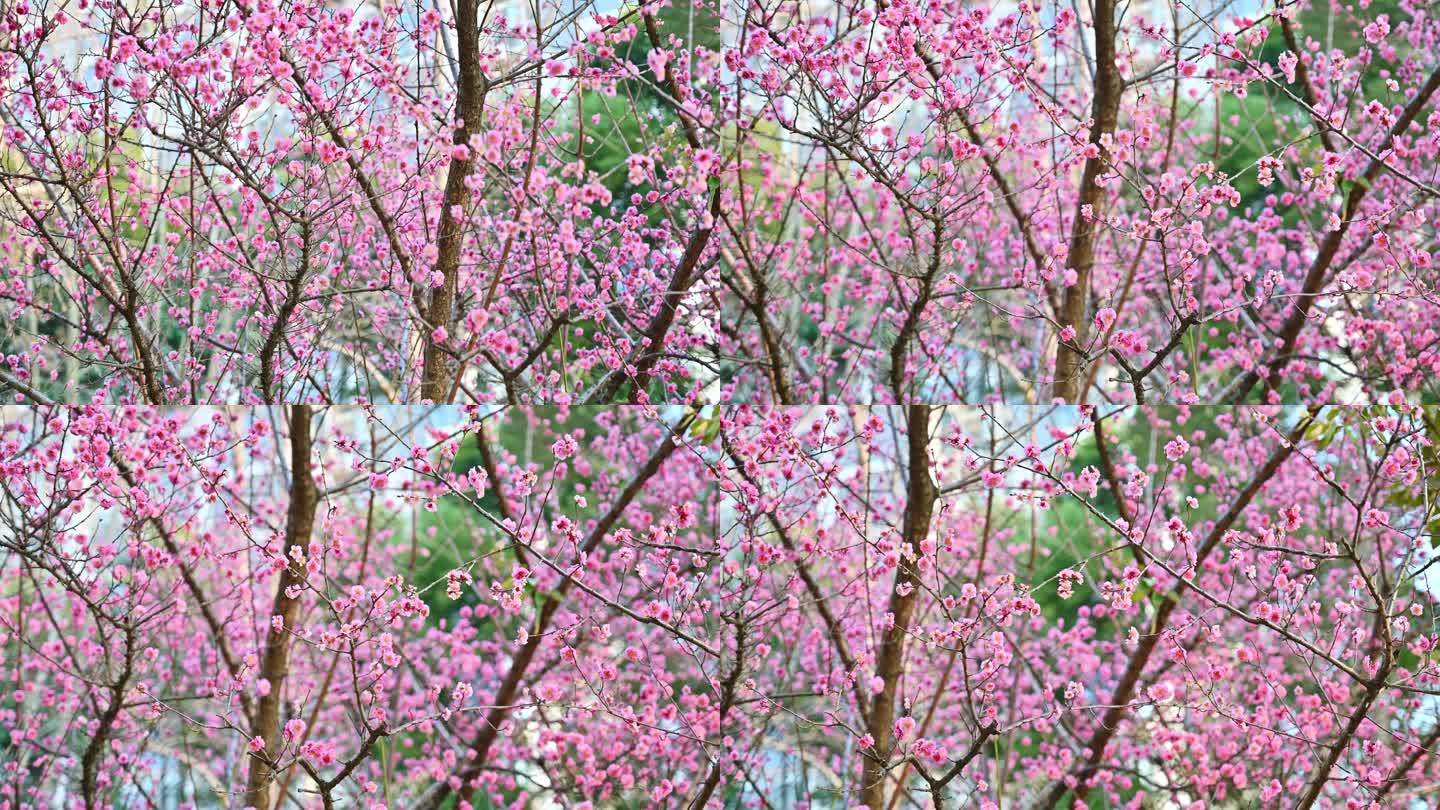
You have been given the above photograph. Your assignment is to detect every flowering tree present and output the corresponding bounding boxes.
[2,0,725,404]
[715,0,1440,404]
[4,0,1440,404]
[2,0,1440,807]
[2,402,1439,808]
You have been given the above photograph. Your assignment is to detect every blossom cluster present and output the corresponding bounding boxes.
[2,0,1440,807]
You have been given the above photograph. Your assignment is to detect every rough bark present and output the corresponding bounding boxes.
[419,0,488,401]
[243,405,318,810]
[1053,0,1122,400]
[860,405,937,809]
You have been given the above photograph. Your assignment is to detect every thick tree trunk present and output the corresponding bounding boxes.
[860,405,936,809]
[1053,0,1121,401]
[419,0,487,401]
[243,405,318,810]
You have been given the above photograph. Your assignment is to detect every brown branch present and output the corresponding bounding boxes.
[79,620,134,809]
[1293,673,1388,809]
[586,14,718,404]
[417,423,687,810]
[688,619,748,809]
[589,187,722,403]
[1036,411,1314,808]
[1373,722,1440,801]
[243,405,318,810]
[722,428,870,718]
[888,220,944,400]
[860,404,937,809]
[419,0,491,401]
[716,220,795,404]
[1278,16,1337,154]
[106,448,252,721]
[1294,606,1395,810]
[1053,0,1122,400]
[920,721,998,806]
[258,223,312,402]
[1224,66,1440,404]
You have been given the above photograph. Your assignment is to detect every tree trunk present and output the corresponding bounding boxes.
[1053,0,1121,401]
[243,405,318,810]
[419,0,487,401]
[860,405,936,808]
